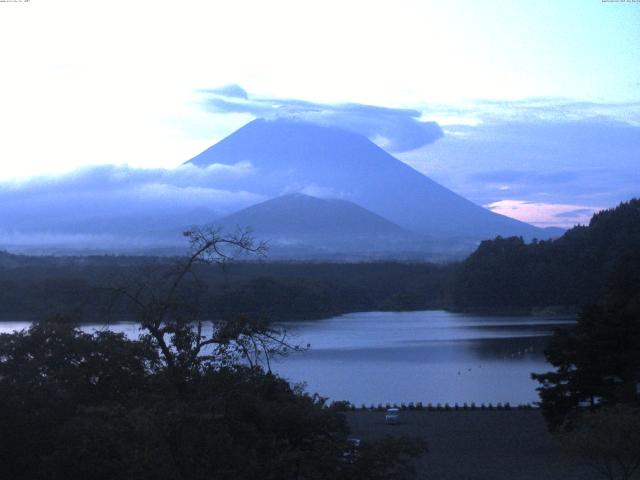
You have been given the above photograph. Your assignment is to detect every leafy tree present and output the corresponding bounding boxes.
[558,406,640,480]
[340,436,428,480]
[532,252,640,430]
[0,319,159,479]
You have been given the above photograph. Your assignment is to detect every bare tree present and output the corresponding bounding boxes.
[112,226,300,379]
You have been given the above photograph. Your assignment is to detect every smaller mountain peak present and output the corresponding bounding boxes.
[216,194,407,238]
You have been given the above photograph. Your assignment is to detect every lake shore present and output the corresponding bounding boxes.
[0,303,578,324]
[4,311,571,405]
[345,409,599,480]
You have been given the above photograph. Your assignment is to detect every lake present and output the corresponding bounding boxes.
[271,310,573,406]
[0,310,573,406]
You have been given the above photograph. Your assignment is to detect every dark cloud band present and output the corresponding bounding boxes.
[199,84,443,152]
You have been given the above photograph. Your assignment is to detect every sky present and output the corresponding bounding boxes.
[0,0,639,228]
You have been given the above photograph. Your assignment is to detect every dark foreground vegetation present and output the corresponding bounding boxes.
[0,229,425,479]
[532,249,640,431]
[0,320,426,480]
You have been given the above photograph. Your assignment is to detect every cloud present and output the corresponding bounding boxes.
[399,116,640,212]
[423,98,640,128]
[198,85,443,152]
[3,162,256,195]
[295,184,346,199]
[485,200,603,228]
[0,231,168,250]
[553,208,594,218]
[0,164,267,249]
[207,84,249,99]
[471,170,583,185]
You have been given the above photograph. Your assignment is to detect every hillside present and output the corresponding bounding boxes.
[450,198,640,311]
[216,193,407,237]
[212,193,435,258]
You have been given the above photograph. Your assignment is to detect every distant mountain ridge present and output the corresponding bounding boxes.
[187,118,557,241]
[213,193,444,260]
[216,193,407,237]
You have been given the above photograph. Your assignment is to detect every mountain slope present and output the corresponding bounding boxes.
[212,193,436,259]
[216,193,407,237]
[187,118,553,240]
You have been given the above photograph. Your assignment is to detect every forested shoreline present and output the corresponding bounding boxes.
[0,255,451,322]
[450,198,640,312]
[0,199,637,322]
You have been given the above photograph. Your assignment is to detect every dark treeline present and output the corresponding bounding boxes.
[211,262,449,319]
[450,198,640,312]
[532,248,640,429]
[0,254,450,322]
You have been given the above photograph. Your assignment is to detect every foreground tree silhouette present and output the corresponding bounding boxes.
[532,253,640,479]
[532,252,640,430]
[559,406,640,480]
[0,228,426,480]
[111,227,290,379]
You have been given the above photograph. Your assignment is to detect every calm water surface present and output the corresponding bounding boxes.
[272,310,573,406]
[0,310,573,405]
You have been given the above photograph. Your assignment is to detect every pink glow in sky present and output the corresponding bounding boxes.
[485,200,603,229]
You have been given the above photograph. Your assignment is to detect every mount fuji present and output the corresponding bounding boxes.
[188,117,559,241]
